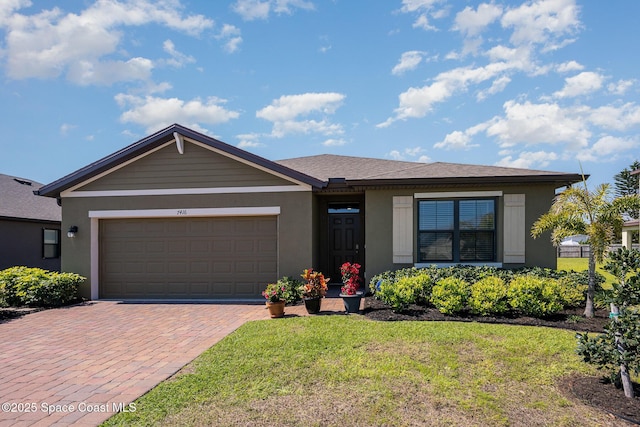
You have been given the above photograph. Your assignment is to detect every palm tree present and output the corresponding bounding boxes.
[531,182,640,317]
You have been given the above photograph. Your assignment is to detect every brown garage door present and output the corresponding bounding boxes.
[100,216,277,299]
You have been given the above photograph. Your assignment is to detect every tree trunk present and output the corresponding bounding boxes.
[610,303,635,398]
[584,251,596,318]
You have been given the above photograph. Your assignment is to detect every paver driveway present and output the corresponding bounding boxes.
[0,298,348,426]
[0,302,271,426]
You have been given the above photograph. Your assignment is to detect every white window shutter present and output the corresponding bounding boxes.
[393,196,413,263]
[503,194,525,263]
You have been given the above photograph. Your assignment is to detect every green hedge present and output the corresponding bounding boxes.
[370,265,597,318]
[0,267,85,307]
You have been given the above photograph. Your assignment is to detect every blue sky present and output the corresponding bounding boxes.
[1,0,639,189]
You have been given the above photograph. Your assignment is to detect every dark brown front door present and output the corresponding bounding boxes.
[328,206,362,283]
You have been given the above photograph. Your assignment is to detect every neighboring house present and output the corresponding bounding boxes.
[560,234,589,246]
[0,174,62,271]
[36,124,583,301]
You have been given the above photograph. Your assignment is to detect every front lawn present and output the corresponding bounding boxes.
[103,316,614,427]
[557,257,616,287]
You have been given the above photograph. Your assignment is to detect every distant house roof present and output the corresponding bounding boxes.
[0,174,61,222]
[276,154,584,187]
[36,124,585,198]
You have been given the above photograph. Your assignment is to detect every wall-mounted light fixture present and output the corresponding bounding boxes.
[67,226,78,238]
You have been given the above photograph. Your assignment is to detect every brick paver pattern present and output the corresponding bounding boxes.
[0,297,351,426]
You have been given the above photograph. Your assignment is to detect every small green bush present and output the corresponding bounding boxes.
[556,276,588,308]
[376,278,417,313]
[468,276,509,316]
[0,267,84,307]
[430,277,469,315]
[507,276,563,317]
[277,276,303,305]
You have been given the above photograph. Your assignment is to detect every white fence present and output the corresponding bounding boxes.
[557,244,640,258]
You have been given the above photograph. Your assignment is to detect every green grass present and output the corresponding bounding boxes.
[557,257,616,287]
[102,316,612,427]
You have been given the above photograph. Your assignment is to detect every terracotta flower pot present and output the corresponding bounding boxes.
[266,300,286,318]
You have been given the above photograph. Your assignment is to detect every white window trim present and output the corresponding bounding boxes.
[414,191,503,199]
[89,206,280,299]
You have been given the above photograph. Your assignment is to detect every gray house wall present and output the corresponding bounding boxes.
[0,218,61,271]
[362,183,558,286]
[61,191,314,300]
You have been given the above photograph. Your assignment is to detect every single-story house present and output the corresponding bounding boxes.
[0,173,62,271]
[36,124,583,301]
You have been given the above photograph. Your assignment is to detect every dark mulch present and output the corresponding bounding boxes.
[0,306,42,323]
[362,297,640,425]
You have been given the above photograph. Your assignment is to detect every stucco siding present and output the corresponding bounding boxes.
[76,141,293,192]
[0,219,61,271]
[61,191,314,299]
[363,183,559,285]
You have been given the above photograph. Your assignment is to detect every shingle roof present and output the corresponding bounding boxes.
[276,154,584,186]
[0,174,61,222]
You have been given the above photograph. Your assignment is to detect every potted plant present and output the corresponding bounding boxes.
[339,262,363,313]
[300,268,329,314]
[262,283,287,318]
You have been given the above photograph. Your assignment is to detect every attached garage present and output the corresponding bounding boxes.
[99,216,278,300]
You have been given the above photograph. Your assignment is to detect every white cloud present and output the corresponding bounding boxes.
[60,123,76,135]
[232,0,314,21]
[115,94,240,133]
[1,1,213,84]
[501,0,581,49]
[216,24,242,53]
[588,103,640,131]
[486,100,590,149]
[392,51,426,75]
[256,92,345,138]
[162,40,195,68]
[477,75,511,101]
[577,136,640,162]
[608,79,635,96]
[553,71,604,98]
[556,60,583,73]
[386,146,428,161]
[453,3,502,37]
[495,150,558,169]
[434,123,486,150]
[399,0,445,31]
[322,138,347,147]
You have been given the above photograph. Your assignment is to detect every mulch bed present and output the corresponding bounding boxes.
[362,297,640,425]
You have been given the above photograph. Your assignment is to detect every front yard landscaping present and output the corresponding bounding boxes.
[103,315,632,426]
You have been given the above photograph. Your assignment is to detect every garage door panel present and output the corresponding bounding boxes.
[100,216,277,299]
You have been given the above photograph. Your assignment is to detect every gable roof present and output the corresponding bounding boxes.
[36,124,585,198]
[0,174,61,222]
[36,124,326,198]
[276,154,585,187]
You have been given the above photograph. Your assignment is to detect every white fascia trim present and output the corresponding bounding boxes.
[64,185,309,198]
[89,206,281,219]
[414,191,503,199]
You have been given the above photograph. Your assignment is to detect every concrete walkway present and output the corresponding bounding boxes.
[0,297,350,426]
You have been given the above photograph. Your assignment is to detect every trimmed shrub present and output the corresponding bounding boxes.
[277,276,303,305]
[556,275,588,308]
[430,277,469,315]
[468,276,509,316]
[507,276,563,317]
[0,267,84,307]
[376,277,418,313]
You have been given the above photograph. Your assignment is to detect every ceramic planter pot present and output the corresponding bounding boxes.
[303,297,322,314]
[340,292,363,313]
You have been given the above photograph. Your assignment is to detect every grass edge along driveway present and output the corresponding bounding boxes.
[102,316,617,427]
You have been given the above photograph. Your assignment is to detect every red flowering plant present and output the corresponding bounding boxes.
[262,283,287,303]
[340,262,361,295]
[300,268,329,299]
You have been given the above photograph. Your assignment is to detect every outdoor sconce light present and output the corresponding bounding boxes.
[67,226,78,238]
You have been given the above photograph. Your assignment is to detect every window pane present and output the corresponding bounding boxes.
[43,229,59,244]
[459,200,495,230]
[43,245,57,258]
[419,232,453,261]
[460,231,494,261]
[419,201,453,230]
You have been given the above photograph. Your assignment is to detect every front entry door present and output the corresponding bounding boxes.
[328,204,362,283]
